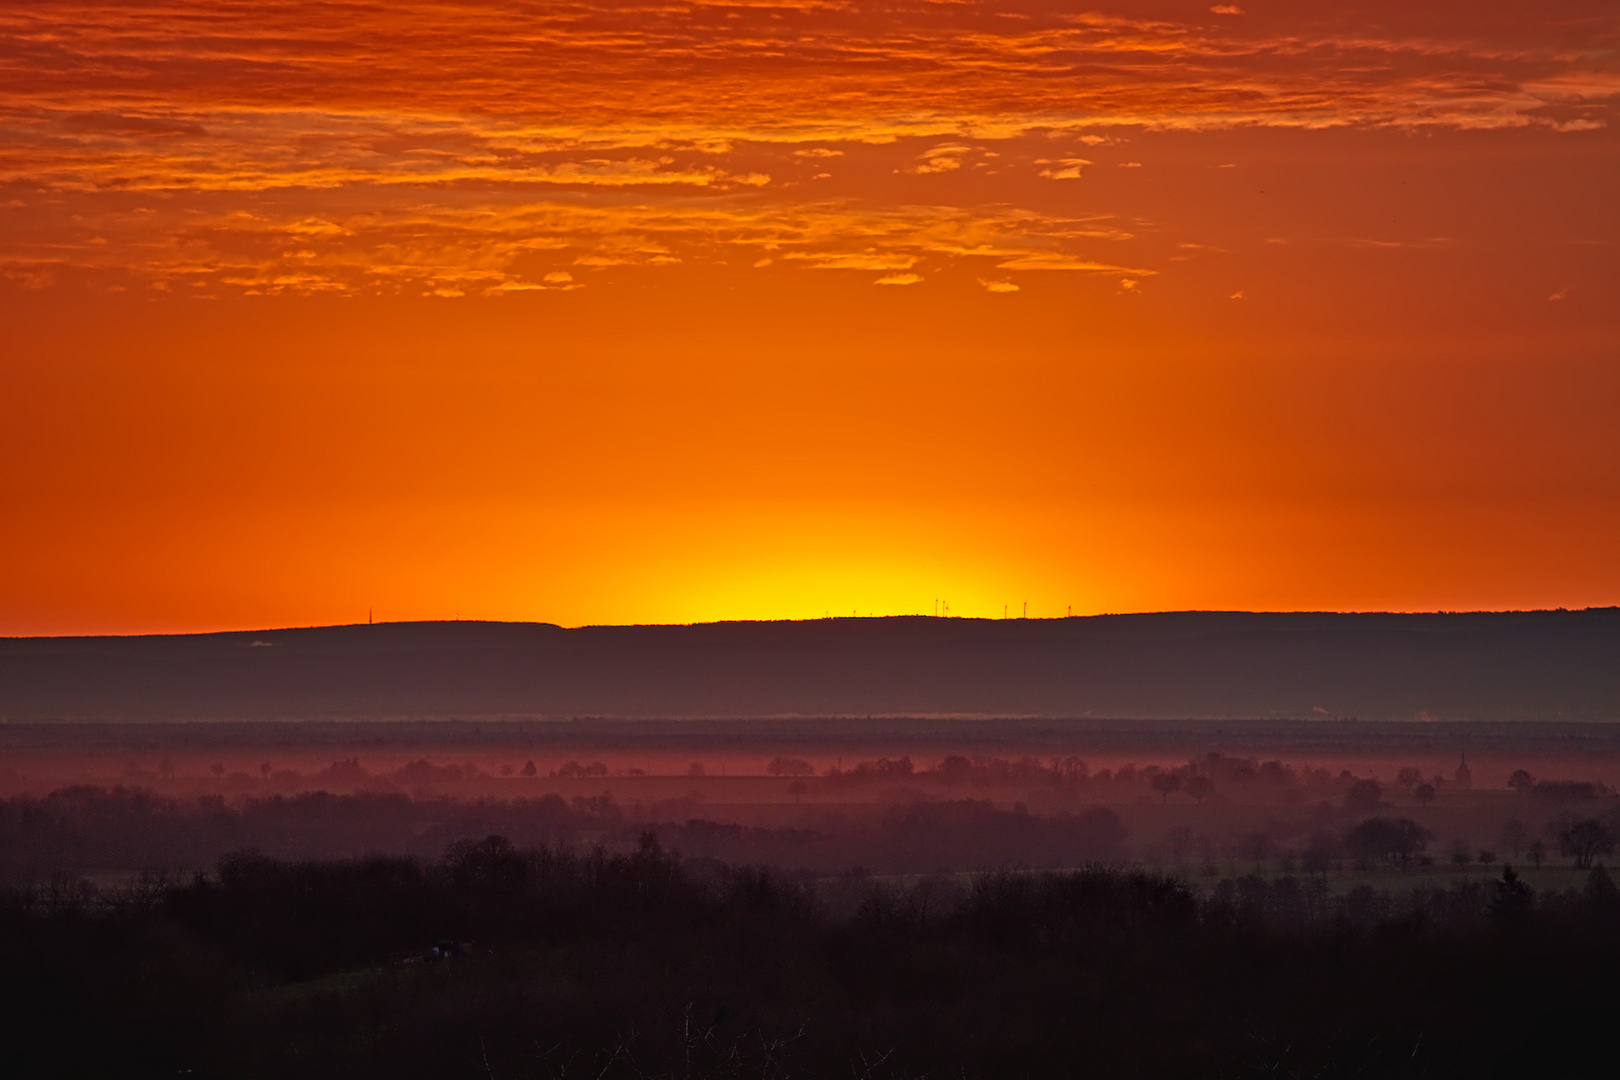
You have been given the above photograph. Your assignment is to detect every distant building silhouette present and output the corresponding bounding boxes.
[1454,753,1473,790]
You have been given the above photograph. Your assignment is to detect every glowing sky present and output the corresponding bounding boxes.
[2,1,1617,633]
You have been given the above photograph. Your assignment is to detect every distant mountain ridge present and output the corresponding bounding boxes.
[2,610,1617,722]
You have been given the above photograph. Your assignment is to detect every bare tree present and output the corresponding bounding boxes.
[1558,819,1616,870]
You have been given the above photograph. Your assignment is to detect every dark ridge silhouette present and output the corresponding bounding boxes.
[2,608,1617,722]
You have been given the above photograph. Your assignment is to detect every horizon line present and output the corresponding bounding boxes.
[6,605,1618,642]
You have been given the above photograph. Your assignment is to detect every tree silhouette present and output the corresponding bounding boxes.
[1488,864,1534,924]
[1343,817,1429,866]
[1413,783,1436,806]
[1558,820,1615,870]
[1584,864,1620,909]
[1506,769,1535,796]
[1345,779,1384,812]
[1151,773,1182,803]
[1186,775,1216,805]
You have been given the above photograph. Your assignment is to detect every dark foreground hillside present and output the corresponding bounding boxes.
[3,608,1619,721]
[6,841,1619,1080]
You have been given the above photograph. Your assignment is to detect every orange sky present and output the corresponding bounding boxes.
[2,1,1617,634]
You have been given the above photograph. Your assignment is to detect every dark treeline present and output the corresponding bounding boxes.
[6,839,1620,1079]
[669,801,1128,873]
[10,783,1620,880]
[0,786,1128,876]
[820,751,1309,790]
[25,749,1361,797]
[0,786,605,874]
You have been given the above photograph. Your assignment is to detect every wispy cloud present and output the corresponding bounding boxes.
[0,190,1146,295]
[0,2,1612,294]
[912,145,971,174]
[1037,158,1091,180]
[993,253,1152,275]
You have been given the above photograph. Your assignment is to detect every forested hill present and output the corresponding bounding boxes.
[2,609,1617,722]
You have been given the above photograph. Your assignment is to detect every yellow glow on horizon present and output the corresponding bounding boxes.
[621,507,1069,624]
[1,2,1616,635]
